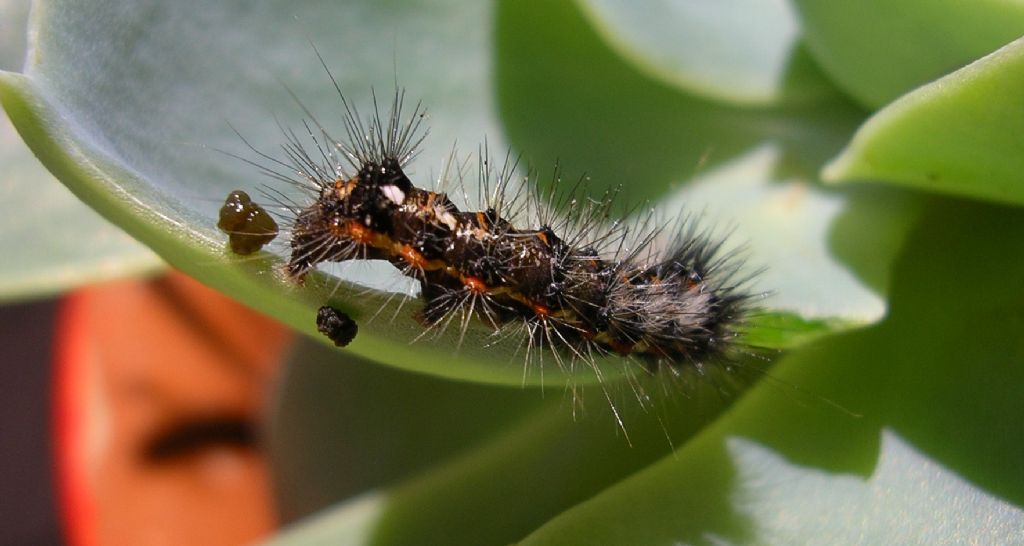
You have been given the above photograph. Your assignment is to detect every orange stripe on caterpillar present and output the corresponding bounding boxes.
[227,86,756,372]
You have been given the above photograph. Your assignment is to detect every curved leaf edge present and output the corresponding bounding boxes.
[0,69,870,386]
[571,0,809,106]
[0,70,548,385]
[822,37,1024,207]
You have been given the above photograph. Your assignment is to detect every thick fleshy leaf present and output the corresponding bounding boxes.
[793,0,1024,108]
[0,0,536,384]
[0,0,157,301]
[498,0,867,205]
[825,38,1024,207]
[268,199,1012,544]
[519,199,1024,544]
[497,0,897,325]
[267,365,744,546]
[267,339,546,522]
[574,0,828,105]
[1,0,897,385]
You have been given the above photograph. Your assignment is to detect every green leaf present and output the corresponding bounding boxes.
[793,0,1024,108]
[574,0,829,105]
[0,0,158,301]
[0,0,541,384]
[0,0,901,384]
[265,197,1018,545]
[498,0,868,203]
[518,199,1024,544]
[267,339,546,522]
[825,38,1024,207]
[497,0,895,324]
[267,369,740,546]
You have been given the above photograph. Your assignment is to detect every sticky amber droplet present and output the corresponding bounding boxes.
[217,190,279,255]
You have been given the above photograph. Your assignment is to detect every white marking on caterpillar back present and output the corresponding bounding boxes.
[381,184,406,205]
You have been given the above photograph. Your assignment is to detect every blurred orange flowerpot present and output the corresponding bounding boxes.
[54,272,293,546]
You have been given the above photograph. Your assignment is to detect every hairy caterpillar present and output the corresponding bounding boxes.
[220,83,757,379]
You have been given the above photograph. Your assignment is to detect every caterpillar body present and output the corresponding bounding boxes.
[226,88,757,375]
